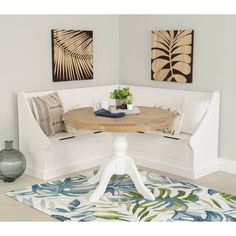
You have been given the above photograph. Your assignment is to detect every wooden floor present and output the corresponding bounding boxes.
[1,167,236,221]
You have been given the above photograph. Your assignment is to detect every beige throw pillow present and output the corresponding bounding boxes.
[32,92,64,136]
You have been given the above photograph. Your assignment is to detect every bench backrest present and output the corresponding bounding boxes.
[23,85,214,135]
[129,86,212,107]
[25,85,117,112]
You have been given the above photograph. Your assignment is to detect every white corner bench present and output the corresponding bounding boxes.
[18,85,220,180]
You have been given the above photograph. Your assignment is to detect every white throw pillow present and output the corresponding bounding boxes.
[155,105,184,137]
[181,98,210,134]
[171,110,185,136]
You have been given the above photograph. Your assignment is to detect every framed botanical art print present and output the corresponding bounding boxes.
[51,29,93,82]
[151,30,194,83]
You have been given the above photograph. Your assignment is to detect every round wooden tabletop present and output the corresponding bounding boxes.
[63,106,176,133]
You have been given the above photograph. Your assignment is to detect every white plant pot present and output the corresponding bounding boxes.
[127,104,133,110]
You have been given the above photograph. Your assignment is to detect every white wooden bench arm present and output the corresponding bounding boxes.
[189,91,220,171]
[18,92,50,169]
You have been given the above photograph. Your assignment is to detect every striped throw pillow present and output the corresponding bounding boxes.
[32,92,64,136]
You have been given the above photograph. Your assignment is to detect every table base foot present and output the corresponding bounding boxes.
[89,133,155,202]
[89,157,154,202]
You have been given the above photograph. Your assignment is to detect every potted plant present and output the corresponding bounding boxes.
[127,96,134,110]
[110,87,133,109]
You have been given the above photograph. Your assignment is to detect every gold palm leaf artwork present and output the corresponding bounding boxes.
[151,30,194,83]
[52,29,93,82]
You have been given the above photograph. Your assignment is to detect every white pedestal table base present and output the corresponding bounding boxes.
[89,133,155,202]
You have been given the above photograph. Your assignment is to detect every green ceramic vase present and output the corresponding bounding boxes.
[0,140,26,182]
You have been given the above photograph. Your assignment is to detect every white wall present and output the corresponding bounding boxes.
[0,15,119,149]
[0,15,235,163]
[119,15,236,161]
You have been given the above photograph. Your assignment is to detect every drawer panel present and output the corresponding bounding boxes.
[88,133,112,153]
[128,134,152,153]
[51,137,89,161]
[155,141,188,162]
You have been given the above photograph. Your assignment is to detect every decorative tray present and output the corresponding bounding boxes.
[110,106,140,115]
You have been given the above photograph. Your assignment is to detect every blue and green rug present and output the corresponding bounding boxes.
[6,171,236,222]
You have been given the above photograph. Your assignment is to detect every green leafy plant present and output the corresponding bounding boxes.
[110,87,132,100]
[127,96,133,104]
[110,87,133,109]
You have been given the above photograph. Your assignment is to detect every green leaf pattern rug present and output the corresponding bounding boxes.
[6,171,236,222]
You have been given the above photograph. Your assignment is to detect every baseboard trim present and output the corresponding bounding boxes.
[25,156,109,180]
[25,156,236,181]
[218,158,236,175]
[133,155,219,179]
[25,166,44,180]
[133,156,195,179]
[193,161,218,179]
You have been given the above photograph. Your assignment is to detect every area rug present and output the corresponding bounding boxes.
[6,171,236,222]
